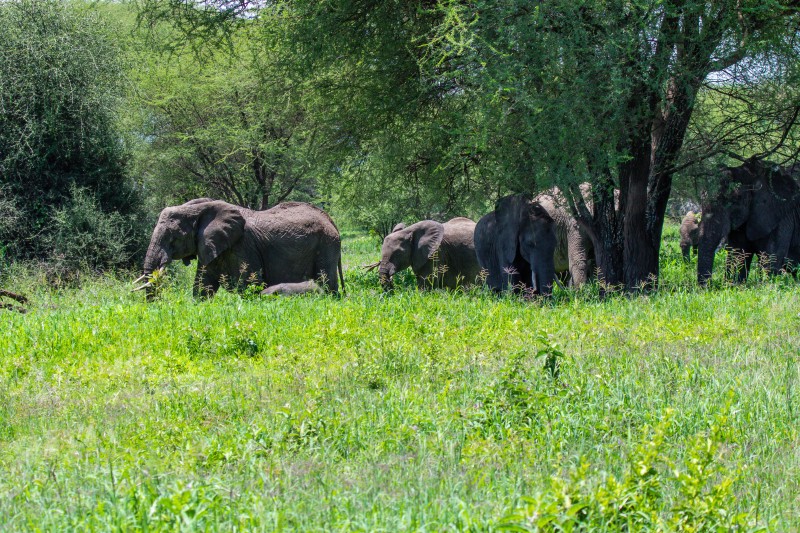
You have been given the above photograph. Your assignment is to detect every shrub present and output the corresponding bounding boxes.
[45,187,145,277]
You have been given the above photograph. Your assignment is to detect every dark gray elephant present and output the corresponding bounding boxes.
[137,199,344,298]
[378,217,481,290]
[698,158,800,285]
[535,186,595,287]
[679,211,700,261]
[474,194,557,295]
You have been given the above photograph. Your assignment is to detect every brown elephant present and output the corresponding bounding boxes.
[679,211,701,262]
[137,199,344,298]
[474,194,557,295]
[261,281,322,296]
[698,157,800,285]
[377,217,481,290]
[535,186,595,287]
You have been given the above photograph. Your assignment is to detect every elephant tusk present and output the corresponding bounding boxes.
[132,274,148,284]
[362,261,380,272]
[132,282,153,292]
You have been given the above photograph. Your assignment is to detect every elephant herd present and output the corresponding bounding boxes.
[135,157,800,299]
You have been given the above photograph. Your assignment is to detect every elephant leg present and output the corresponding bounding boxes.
[567,228,589,286]
[414,262,436,290]
[533,256,555,296]
[724,230,754,283]
[724,248,752,283]
[762,224,792,275]
[680,243,690,262]
[314,245,342,293]
[510,251,531,293]
[194,268,220,298]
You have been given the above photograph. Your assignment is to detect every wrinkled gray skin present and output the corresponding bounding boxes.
[142,199,344,298]
[261,280,322,296]
[698,158,800,285]
[391,223,406,233]
[474,194,557,295]
[679,211,701,261]
[378,217,481,290]
[535,186,595,287]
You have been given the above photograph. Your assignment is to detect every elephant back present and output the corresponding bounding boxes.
[257,202,340,240]
[443,217,477,243]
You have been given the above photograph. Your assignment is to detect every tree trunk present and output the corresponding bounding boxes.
[590,184,623,291]
[619,133,657,291]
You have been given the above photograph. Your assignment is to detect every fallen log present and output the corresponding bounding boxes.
[0,288,28,313]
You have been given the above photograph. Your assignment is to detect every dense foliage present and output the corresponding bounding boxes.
[0,0,143,266]
[134,0,800,289]
[130,20,328,210]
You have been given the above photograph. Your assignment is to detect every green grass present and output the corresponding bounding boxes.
[0,227,798,530]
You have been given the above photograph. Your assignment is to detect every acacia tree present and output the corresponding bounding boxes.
[423,1,800,289]
[131,20,327,210]
[139,0,800,289]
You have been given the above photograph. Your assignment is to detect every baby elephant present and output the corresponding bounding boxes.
[378,218,481,290]
[261,281,322,296]
[679,211,701,261]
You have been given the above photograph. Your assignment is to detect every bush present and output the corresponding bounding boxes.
[44,187,146,278]
[0,0,140,261]
[498,406,759,531]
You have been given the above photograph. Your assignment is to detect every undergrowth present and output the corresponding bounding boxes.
[0,226,797,530]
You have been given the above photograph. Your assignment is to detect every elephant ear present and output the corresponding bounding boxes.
[411,221,445,271]
[745,166,799,241]
[196,202,246,265]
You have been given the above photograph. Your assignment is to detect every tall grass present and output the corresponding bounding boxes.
[0,226,797,530]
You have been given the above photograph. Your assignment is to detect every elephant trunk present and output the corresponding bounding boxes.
[378,262,395,292]
[141,240,170,301]
[697,211,726,286]
[534,257,556,297]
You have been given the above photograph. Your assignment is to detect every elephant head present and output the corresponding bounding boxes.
[698,158,800,285]
[378,220,444,290]
[476,194,557,295]
[139,199,245,298]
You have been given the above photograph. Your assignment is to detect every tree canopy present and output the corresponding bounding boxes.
[3,0,799,286]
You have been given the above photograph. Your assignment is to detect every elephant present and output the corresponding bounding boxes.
[392,223,406,233]
[137,199,344,298]
[535,186,595,287]
[378,217,481,290]
[474,194,557,295]
[698,157,800,285]
[679,210,701,261]
[261,280,322,296]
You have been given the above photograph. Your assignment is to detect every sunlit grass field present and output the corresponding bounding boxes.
[0,226,798,530]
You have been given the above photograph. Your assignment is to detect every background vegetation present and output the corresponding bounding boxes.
[4,0,799,285]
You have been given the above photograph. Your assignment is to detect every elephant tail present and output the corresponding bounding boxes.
[338,256,346,294]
